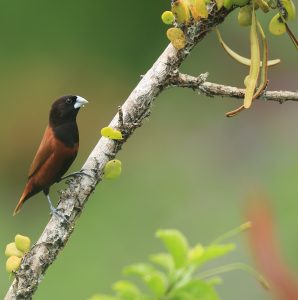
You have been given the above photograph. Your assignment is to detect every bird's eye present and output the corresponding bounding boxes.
[66,98,73,104]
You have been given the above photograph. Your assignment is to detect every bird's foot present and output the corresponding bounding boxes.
[45,193,69,223]
[60,170,92,181]
[49,204,69,223]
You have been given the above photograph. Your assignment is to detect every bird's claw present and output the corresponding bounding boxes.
[49,206,69,223]
[60,170,92,181]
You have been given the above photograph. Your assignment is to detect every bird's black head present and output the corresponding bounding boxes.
[49,95,88,126]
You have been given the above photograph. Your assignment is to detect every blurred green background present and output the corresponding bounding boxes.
[0,0,297,299]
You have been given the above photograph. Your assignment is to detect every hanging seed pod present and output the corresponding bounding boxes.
[244,9,260,109]
[215,28,280,67]
[255,0,270,12]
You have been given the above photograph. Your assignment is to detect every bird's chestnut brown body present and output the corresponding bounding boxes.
[13,95,88,215]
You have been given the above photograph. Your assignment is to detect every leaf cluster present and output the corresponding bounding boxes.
[89,224,267,300]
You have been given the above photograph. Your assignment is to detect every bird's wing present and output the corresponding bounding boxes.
[28,126,54,179]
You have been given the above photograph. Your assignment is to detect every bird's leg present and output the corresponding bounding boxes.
[60,170,92,181]
[44,192,68,223]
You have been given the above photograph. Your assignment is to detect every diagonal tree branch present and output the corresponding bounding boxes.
[169,72,298,103]
[5,4,232,300]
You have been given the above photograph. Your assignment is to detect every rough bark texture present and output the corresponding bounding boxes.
[4,3,297,299]
[171,73,298,103]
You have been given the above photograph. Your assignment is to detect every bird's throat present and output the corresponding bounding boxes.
[51,122,79,147]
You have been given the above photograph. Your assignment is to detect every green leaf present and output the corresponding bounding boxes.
[188,244,205,264]
[101,127,123,140]
[113,281,142,300]
[156,229,189,269]
[143,271,167,297]
[150,253,175,273]
[88,295,119,300]
[205,277,223,286]
[103,160,122,180]
[123,263,155,277]
[191,244,236,267]
[169,280,219,300]
[123,264,167,297]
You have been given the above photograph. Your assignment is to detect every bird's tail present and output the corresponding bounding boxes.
[13,194,27,216]
[13,183,34,216]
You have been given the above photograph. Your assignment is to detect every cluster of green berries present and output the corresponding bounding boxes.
[5,234,31,275]
[161,0,210,50]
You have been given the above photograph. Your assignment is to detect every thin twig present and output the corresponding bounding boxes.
[170,72,298,104]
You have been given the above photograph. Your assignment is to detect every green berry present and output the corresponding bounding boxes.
[161,11,175,25]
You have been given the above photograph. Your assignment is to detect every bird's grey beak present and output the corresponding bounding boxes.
[74,96,88,109]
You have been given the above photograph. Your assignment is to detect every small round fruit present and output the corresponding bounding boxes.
[6,256,22,273]
[15,235,31,253]
[161,11,175,25]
